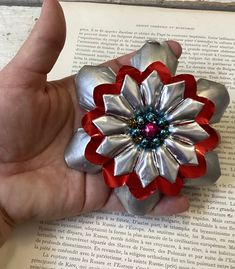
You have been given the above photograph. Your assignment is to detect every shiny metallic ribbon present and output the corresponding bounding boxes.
[65,41,230,215]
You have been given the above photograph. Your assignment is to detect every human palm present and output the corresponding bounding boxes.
[0,0,189,244]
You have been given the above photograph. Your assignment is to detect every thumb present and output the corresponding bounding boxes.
[9,0,66,75]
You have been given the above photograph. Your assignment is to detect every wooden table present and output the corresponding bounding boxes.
[0,0,234,9]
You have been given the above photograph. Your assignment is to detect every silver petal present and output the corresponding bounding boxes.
[158,81,185,113]
[93,115,128,136]
[121,75,143,109]
[164,137,198,165]
[96,135,132,158]
[166,98,204,123]
[135,150,159,188]
[103,94,134,119]
[197,79,230,124]
[130,40,178,75]
[115,185,161,215]
[169,122,209,144]
[156,145,179,183]
[76,66,116,111]
[140,70,163,106]
[65,128,101,173]
[114,144,139,176]
[184,151,221,186]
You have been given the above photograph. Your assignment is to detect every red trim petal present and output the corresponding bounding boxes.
[93,83,121,109]
[156,176,183,196]
[142,61,172,84]
[172,74,215,123]
[196,97,215,124]
[126,172,158,200]
[126,173,183,200]
[116,65,141,83]
[172,74,197,98]
[116,62,172,85]
[196,125,220,154]
[103,159,129,188]
[178,150,206,179]
[82,108,104,137]
[85,135,109,165]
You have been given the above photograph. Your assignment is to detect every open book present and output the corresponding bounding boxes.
[0,2,235,268]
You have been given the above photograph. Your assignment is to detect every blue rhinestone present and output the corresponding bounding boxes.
[160,129,170,138]
[164,124,169,129]
[127,127,132,134]
[140,138,149,148]
[146,112,156,122]
[158,111,165,117]
[146,106,155,113]
[131,129,141,137]
[152,138,160,147]
[158,118,168,127]
[135,109,143,117]
[136,116,145,126]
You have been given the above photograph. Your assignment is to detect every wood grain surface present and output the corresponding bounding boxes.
[0,6,40,69]
[0,0,234,11]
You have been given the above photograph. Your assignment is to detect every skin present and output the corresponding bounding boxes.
[0,0,189,245]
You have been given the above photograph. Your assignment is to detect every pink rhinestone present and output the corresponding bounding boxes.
[142,123,161,138]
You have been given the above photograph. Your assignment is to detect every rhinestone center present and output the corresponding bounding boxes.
[127,106,170,150]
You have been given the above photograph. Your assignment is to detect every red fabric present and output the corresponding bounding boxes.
[83,62,219,200]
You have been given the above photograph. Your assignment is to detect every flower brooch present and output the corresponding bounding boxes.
[65,41,229,215]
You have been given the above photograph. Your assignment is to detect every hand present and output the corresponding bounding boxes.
[0,0,189,245]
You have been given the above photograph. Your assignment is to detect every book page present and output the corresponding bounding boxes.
[0,2,235,269]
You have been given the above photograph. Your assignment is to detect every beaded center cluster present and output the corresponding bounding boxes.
[127,106,170,150]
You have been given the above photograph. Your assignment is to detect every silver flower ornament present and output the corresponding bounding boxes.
[65,41,229,215]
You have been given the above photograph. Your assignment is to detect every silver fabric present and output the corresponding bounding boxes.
[93,115,128,136]
[156,145,179,183]
[130,40,178,75]
[115,185,161,215]
[166,98,204,123]
[103,94,134,119]
[76,65,116,111]
[159,81,185,113]
[96,135,132,158]
[65,128,101,173]
[197,79,230,124]
[169,122,209,144]
[184,151,221,186]
[114,145,139,176]
[135,150,159,188]
[164,137,198,165]
[121,75,143,109]
[140,70,162,106]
